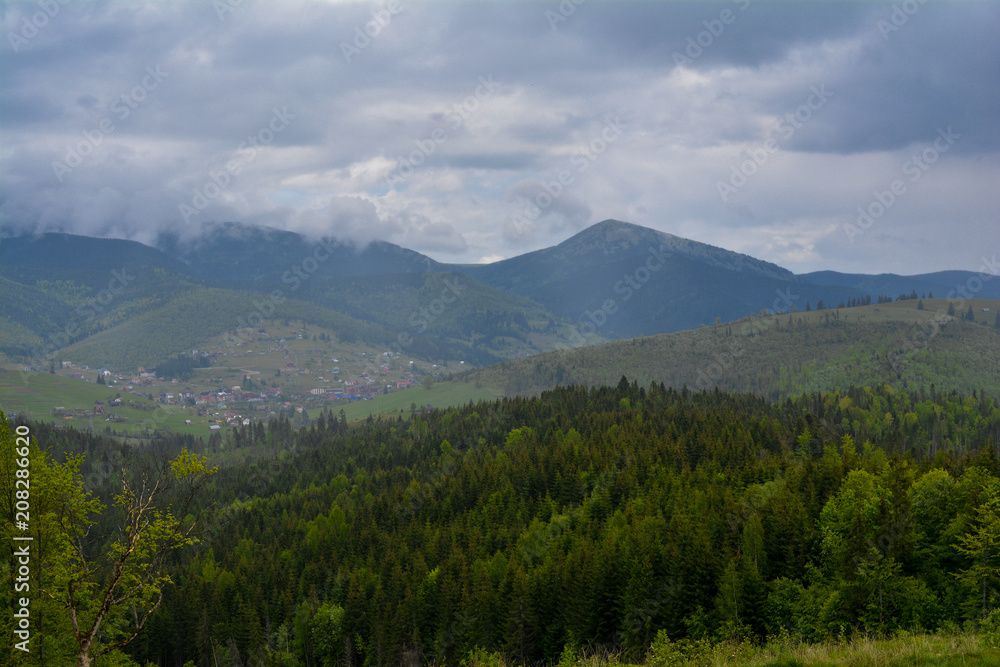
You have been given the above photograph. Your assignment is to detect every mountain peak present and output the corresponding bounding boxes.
[556,219,795,281]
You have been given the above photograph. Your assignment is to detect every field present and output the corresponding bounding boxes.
[337,380,500,421]
[0,368,207,437]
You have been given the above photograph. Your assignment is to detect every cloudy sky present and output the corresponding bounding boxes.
[2,0,998,274]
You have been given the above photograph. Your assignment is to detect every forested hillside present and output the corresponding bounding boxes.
[462,300,1000,400]
[6,381,1000,666]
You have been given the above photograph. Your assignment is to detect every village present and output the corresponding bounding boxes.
[35,320,452,433]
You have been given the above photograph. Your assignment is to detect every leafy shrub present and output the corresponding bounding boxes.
[646,630,713,667]
[980,609,1000,649]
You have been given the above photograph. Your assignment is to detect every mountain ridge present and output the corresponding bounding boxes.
[3,219,996,371]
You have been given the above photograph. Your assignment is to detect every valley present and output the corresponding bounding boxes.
[2,221,998,438]
[5,5,999,665]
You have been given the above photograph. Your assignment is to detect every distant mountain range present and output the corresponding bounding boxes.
[1,219,996,370]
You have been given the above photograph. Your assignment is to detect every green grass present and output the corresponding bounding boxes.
[337,380,500,421]
[459,632,1000,666]
[0,369,208,438]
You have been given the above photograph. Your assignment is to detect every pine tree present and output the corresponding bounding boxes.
[956,491,1000,618]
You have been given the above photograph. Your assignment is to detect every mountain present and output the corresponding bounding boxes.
[0,231,192,276]
[461,219,795,286]
[157,221,440,283]
[800,269,1000,300]
[2,219,994,373]
[0,225,574,368]
[454,220,862,336]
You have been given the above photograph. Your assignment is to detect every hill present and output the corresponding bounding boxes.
[458,298,1000,399]
[800,269,1000,300]
[3,220,994,379]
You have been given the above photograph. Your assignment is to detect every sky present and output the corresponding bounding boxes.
[1,0,998,275]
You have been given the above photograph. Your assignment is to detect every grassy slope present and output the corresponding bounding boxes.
[0,369,205,437]
[337,380,501,421]
[460,298,1000,399]
[54,287,402,370]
